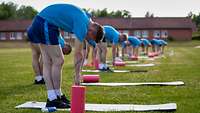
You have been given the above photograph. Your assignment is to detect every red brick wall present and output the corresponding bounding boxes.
[168,29,192,41]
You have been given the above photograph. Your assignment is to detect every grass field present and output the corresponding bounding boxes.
[0,41,200,113]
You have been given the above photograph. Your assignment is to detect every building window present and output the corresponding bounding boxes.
[10,32,16,40]
[153,30,160,38]
[142,30,148,38]
[0,32,6,40]
[16,32,23,40]
[122,30,129,35]
[134,30,141,38]
[161,30,168,38]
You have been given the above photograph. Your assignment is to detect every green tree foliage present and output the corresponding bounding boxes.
[187,12,200,31]
[83,8,132,18]
[16,5,38,19]
[0,2,17,20]
[0,2,38,20]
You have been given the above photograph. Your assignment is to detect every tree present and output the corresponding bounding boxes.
[16,5,38,19]
[145,11,154,18]
[0,2,37,20]
[0,2,17,20]
[189,12,200,31]
[83,8,132,18]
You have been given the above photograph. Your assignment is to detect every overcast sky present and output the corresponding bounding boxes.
[0,0,200,17]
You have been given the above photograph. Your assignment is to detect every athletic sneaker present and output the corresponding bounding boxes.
[58,95,70,105]
[99,67,113,72]
[46,98,70,109]
[34,78,45,84]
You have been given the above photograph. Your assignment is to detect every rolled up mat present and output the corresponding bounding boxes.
[82,75,100,83]
[70,85,86,113]
[114,61,126,66]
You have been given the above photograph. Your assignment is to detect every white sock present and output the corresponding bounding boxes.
[83,59,88,65]
[55,89,63,97]
[47,90,57,101]
[35,75,43,82]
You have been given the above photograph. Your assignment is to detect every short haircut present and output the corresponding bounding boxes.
[93,22,104,43]
[63,44,72,55]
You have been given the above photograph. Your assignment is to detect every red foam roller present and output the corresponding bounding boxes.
[70,85,86,113]
[82,75,100,83]
[114,61,126,66]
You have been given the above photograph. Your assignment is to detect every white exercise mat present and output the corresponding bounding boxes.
[81,81,184,86]
[127,63,155,67]
[16,101,177,112]
[82,70,147,73]
[107,60,139,64]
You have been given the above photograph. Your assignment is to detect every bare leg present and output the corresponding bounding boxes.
[40,44,54,90]
[47,45,64,90]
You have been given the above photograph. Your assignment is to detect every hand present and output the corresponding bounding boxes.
[74,74,81,86]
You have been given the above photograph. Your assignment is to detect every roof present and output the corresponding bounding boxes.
[93,17,197,31]
[0,20,32,32]
[0,17,197,32]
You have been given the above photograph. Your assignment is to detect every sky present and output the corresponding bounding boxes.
[0,0,200,17]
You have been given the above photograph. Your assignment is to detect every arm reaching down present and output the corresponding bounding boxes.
[74,39,84,85]
[112,44,117,64]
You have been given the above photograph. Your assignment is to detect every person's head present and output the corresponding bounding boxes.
[119,33,128,43]
[86,22,104,44]
[62,44,72,55]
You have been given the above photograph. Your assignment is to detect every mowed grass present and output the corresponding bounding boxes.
[0,41,200,113]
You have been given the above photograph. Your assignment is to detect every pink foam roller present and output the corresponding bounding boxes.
[82,75,100,83]
[148,53,154,57]
[130,56,138,61]
[94,59,99,69]
[70,86,86,113]
[114,61,126,66]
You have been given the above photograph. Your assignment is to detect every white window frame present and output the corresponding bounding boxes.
[142,30,148,38]
[10,32,16,40]
[122,30,129,35]
[0,32,6,40]
[16,32,23,40]
[154,30,160,38]
[161,30,168,38]
[134,30,141,38]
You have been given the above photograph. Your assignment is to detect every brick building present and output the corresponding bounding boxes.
[0,17,197,41]
[94,17,197,41]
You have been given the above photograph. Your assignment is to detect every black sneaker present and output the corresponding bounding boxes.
[57,95,70,105]
[34,78,45,85]
[46,98,70,109]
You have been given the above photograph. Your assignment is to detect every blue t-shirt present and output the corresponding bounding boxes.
[159,39,168,45]
[38,4,90,42]
[151,39,161,45]
[103,25,119,45]
[128,36,141,47]
[122,36,141,48]
[141,38,151,46]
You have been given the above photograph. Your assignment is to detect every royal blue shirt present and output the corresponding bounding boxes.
[103,25,119,45]
[38,4,90,42]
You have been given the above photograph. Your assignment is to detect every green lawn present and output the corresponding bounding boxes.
[0,41,200,113]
